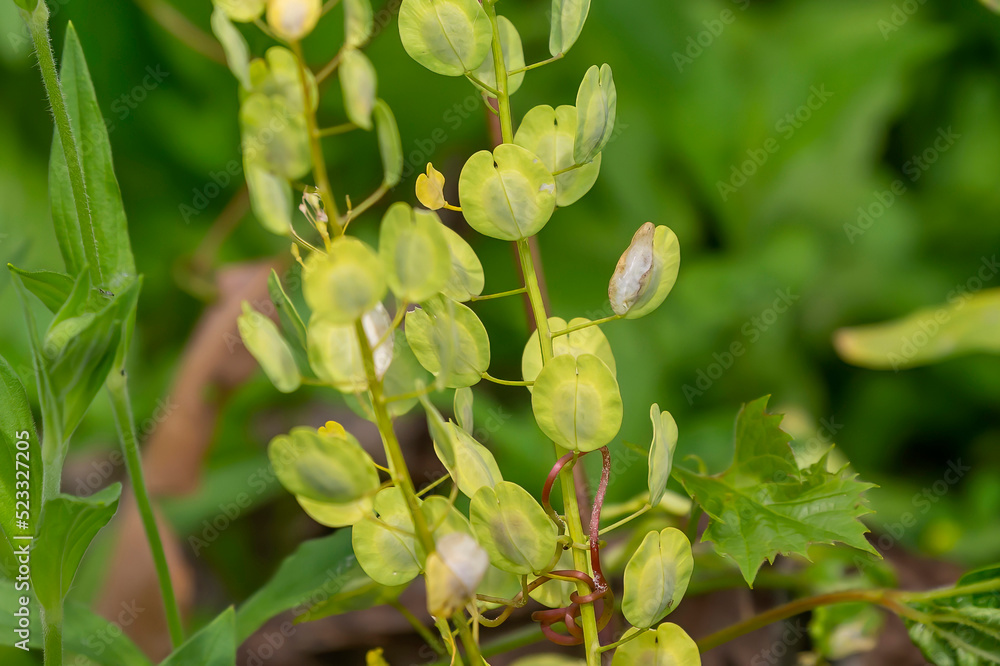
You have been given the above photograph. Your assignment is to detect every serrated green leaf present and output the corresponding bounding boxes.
[674,396,877,586]
[31,484,122,613]
[903,564,1000,665]
[49,24,136,291]
[835,288,1000,370]
[161,607,235,666]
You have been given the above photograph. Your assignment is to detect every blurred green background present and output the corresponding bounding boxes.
[2,0,1000,656]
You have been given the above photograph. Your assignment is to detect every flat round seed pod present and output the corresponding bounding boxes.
[239,92,311,179]
[303,237,386,324]
[608,222,680,319]
[611,623,701,666]
[238,301,301,392]
[458,144,556,241]
[470,481,558,575]
[343,0,373,48]
[268,426,379,505]
[471,15,525,95]
[647,404,678,507]
[405,296,490,388]
[431,422,503,499]
[244,161,292,235]
[622,528,693,628]
[373,99,403,187]
[514,104,601,207]
[531,353,622,452]
[574,63,617,165]
[247,46,317,113]
[398,0,492,76]
[521,316,615,387]
[379,202,451,303]
[339,48,377,130]
[549,0,591,57]
[439,225,485,302]
[307,304,392,392]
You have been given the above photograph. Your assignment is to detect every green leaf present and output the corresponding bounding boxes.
[211,6,252,89]
[574,63,617,165]
[458,144,557,241]
[531,353,622,452]
[622,528,693,628]
[379,203,452,303]
[514,105,601,207]
[610,624,701,665]
[374,99,403,187]
[0,355,41,578]
[674,396,877,586]
[439,224,485,302]
[521,316,616,387]
[236,529,403,640]
[609,223,681,319]
[471,15,525,94]
[835,288,1000,370]
[398,0,493,76]
[470,481,558,575]
[31,484,122,613]
[647,404,678,507]
[49,24,136,291]
[339,48,377,131]
[549,0,591,56]
[903,564,1000,665]
[303,237,387,324]
[405,296,490,388]
[161,607,236,666]
[5,266,74,313]
[268,426,379,506]
[343,0,374,47]
[238,302,301,393]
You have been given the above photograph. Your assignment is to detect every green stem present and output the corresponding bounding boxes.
[508,53,564,75]
[41,607,63,666]
[481,372,532,387]
[428,625,545,666]
[455,615,484,666]
[899,578,1000,603]
[598,504,650,535]
[696,589,890,653]
[391,601,447,655]
[464,72,500,97]
[291,40,339,231]
[482,0,513,143]
[354,320,435,551]
[550,314,623,339]
[470,286,527,301]
[24,2,102,287]
[685,504,703,544]
[316,122,357,137]
[107,379,185,648]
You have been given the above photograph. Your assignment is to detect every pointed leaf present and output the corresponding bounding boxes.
[340,48,377,131]
[374,99,403,187]
[5,266,74,313]
[161,607,236,666]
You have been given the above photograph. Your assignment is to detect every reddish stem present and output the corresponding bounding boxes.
[542,451,579,524]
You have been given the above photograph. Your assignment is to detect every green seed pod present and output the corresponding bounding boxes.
[240,92,311,179]
[439,225,485,302]
[211,7,252,89]
[622,528,693,628]
[248,47,317,113]
[405,296,490,388]
[238,302,301,393]
[398,0,493,76]
[343,0,373,48]
[611,624,701,666]
[549,0,591,57]
[339,48,377,130]
[426,532,490,618]
[244,161,292,235]
[514,105,601,207]
[268,426,379,504]
[266,0,321,41]
[458,144,556,241]
[453,386,474,433]
[471,16,525,95]
[353,488,471,586]
[608,222,681,319]
[303,237,387,324]
[531,353,622,452]
[574,63,617,165]
[470,481,558,575]
[521,316,615,387]
[647,404,678,507]
[379,202,452,303]
[432,422,502,499]
[373,99,403,187]
[475,565,521,611]
[307,304,393,392]
[214,0,265,22]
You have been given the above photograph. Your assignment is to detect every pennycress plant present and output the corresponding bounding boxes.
[6,0,1000,664]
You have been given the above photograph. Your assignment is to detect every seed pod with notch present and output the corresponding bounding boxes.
[398,0,493,76]
[379,202,451,303]
[515,104,601,207]
[575,63,617,164]
[531,353,622,452]
[303,237,386,324]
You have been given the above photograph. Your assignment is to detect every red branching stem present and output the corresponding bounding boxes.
[542,451,579,524]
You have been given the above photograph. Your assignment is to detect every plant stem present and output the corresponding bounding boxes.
[481,372,532,387]
[696,589,890,653]
[316,122,357,137]
[508,53,564,75]
[482,0,513,143]
[25,3,102,287]
[685,504,703,544]
[455,615,485,665]
[470,286,527,301]
[41,607,63,666]
[291,40,339,229]
[391,601,447,655]
[598,504,650,535]
[428,625,546,666]
[107,379,185,648]
[550,314,623,339]
[354,321,435,551]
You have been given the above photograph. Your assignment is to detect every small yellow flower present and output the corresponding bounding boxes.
[317,420,347,437]
[415,163,447,210]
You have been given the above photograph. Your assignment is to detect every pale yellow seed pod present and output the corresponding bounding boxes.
[266,0,321,41]
[426,532,489,618]
[416,163,447,210]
